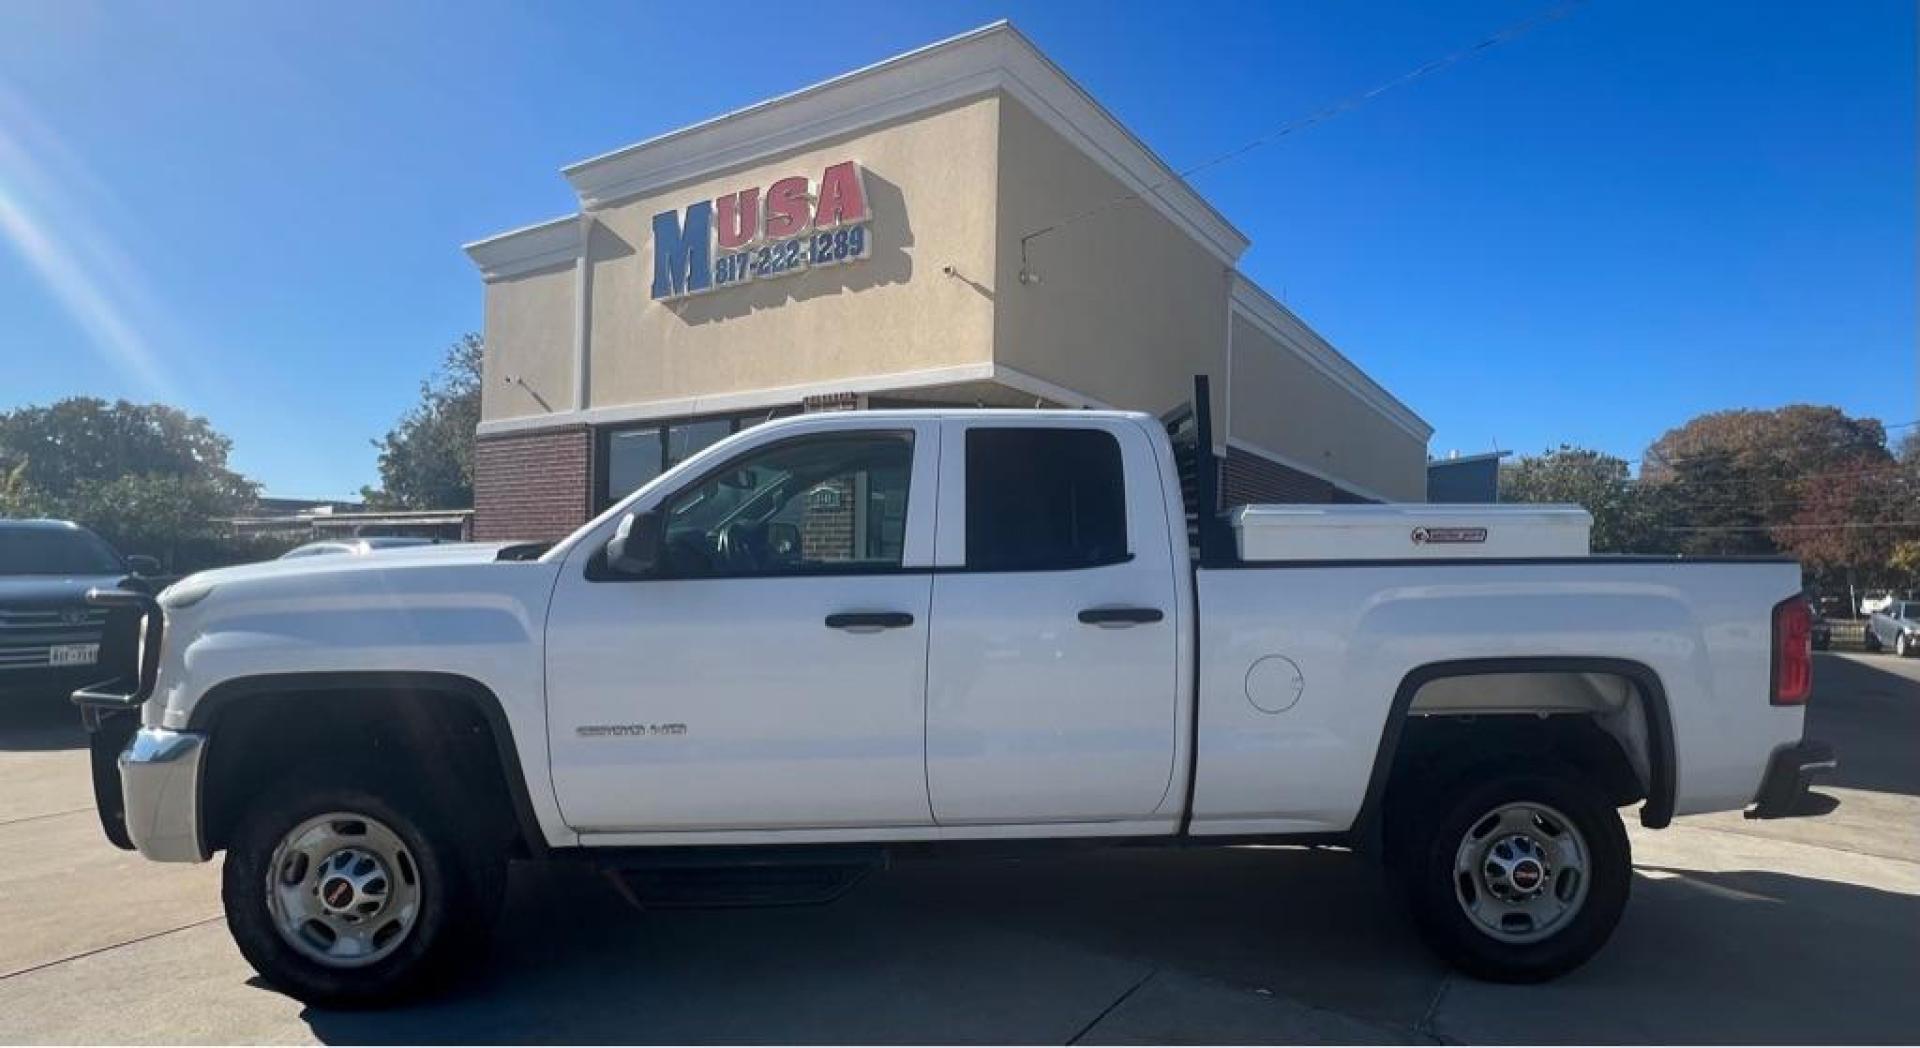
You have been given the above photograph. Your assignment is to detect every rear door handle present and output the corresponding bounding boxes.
[825,611,915,631]
[1077,606,1164,627]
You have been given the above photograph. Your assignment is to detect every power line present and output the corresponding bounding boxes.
[1512,461,1918,491]
[1633,464,1917,490]
[1508,421,1917,473]
[1015,0,1590,278]
[1629,421,1916,468]
[1662,521,1920,532]
[1634,421,1917,469]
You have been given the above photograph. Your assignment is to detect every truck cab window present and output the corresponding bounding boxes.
[966,427,1126,571]
[658,433,913,578]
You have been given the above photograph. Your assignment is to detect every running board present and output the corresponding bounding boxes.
[601,846,886,909]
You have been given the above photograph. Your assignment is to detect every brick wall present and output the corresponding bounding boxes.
[797,393,859,560]
[800,477,856,561]
[473,427,593,541]
[1221,447,1377,505]
[802,392,860,413]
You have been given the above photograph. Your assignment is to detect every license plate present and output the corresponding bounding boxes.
[49,643,99,667]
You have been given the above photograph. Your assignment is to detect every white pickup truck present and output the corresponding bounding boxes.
[76,381,1833,1005]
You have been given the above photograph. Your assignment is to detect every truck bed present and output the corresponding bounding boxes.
[1187,556,1806,837]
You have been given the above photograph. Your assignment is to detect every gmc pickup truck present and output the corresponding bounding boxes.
[75,381,1834,1005]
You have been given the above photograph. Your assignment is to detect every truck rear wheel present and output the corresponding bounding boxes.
[222,776,504,1006]
[1397,764,1630,982]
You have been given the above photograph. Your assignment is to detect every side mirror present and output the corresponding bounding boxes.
[766,521,801,560]
[605,511,663,576]
[125,555,161,576]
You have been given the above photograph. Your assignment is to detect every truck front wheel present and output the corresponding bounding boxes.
[221,776,504,1006]
[1398,765,1630,982]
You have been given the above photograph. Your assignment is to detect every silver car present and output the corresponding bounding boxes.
[1866,600,1920,657]
[278,537,443,560]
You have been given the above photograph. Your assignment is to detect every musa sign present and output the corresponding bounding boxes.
[652,159,873,300]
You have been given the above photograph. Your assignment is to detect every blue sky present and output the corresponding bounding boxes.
[1,0,1912,498]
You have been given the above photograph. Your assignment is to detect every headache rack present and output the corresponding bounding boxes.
[1160,375,1234,568]
[1161,375,1593,566]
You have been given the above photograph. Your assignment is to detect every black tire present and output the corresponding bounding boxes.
[222,774,505,1007]
[1898,634,1913,658]
[1863,627,1882,653]
[1396,763,1630,983]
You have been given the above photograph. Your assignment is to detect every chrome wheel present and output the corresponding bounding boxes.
[265,812,422,968]
[1453,801,1591,945]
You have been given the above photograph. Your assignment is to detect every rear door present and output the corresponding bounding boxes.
[924,419,1181,825]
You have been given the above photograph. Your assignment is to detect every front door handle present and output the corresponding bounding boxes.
[825,611,915,632]
[1078,606,1165,627]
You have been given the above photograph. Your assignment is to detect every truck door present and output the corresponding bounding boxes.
[925,420,1180,825]
[545,421,939,832]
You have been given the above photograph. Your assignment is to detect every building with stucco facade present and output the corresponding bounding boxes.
[464,23,1432,540]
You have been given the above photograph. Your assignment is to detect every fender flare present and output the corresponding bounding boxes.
[188,670,550,856]
[1354,656,1677,840]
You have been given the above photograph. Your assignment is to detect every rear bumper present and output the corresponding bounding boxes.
[1745,739,1837,820]
[114,727,209,861]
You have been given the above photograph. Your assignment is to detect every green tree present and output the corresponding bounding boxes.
[1640,405,1893,557]
[1500,445,1664,553]
[1881,431,1920,587]
[362,334,482,510]
[1891,539,1920,586]
[0,398,260,566]
[0,457,31,517]
[1777,458,1910,589]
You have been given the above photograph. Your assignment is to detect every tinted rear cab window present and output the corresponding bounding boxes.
[965,427,1127,571]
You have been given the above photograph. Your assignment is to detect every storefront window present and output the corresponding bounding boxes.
[598,408,799,509]
[666,418,733,468]
[605,429,665,504]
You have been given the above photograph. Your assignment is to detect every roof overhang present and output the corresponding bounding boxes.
[470,22,1250,277]
[1230,274,1434,444]
[1428,450,1512,467]
[463,214,584,282]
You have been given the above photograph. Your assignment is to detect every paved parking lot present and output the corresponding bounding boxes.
[1,653,1915,1044]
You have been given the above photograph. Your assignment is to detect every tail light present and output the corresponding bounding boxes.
[1771,595,1813,705]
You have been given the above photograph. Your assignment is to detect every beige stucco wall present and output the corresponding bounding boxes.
[1228,312,1427,500]
[480,262,577,421]
[990,97,1230,427]
[476,89,1427,505]
[576,95,1002,413]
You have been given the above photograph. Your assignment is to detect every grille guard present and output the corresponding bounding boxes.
[70,588,164,727]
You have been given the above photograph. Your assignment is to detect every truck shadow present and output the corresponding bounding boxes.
[1438,864,1920,1044]
[0,693,85,752]
[1808,654,1920,796]
[292,846,1920,1044]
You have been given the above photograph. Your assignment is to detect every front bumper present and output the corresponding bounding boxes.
[112,727,208,861]
[1746,739,1837,820]
[71,586,203,860]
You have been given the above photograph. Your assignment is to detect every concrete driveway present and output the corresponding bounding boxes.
[1,653,1915,1044]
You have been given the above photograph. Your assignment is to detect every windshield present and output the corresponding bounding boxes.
[0,526,124,576]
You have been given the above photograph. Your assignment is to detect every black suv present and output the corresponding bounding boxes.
[0,520,159,701]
